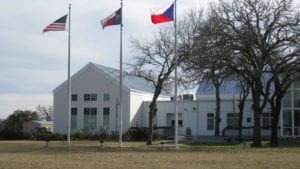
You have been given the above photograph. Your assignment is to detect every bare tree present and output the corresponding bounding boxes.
[266,50,300,146]
[210,0,300,147]
[128,26,184,145]
[36,105,54,121]
[181,11,232,136]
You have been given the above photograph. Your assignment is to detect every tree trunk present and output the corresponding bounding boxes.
[270,114,279,147]
[270,96,282,147]
[252,84,262,147]
[215,85,221,136]
[238,101,245,142]
[146,84,162,145]
[147,110,153,145]
[252,108,261,147]
[147,102,157,145]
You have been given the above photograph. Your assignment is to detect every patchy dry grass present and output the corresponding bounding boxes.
[0,140,299,169]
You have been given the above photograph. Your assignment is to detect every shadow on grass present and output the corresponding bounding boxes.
[1,139,299,155]
[183,141,241,147]
[0,140,169,154]
[0,141,100,154]
[179,141,244,152]
[264,139,300,148]
[181,139,300,150]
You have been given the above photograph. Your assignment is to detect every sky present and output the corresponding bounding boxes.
[0,0,212,119]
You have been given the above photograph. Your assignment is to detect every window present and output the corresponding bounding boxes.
[261,112,272,128]
[283,90,292,108]
[166,113,182,128]
[71,94,77,101]
[84,94,97,101]
[103,107,110,130]
[84,107,97,130]
[207,113,214,130]
[227,113,239,128]
[247,117,251,123]
[295,90,300,108]
[295,110,300,136]
[283,110,292,136]
[71,108,77,130]
[91,94,97,101]
[171,120,183,127]
[103,93,110,101]
[84,94,90,101]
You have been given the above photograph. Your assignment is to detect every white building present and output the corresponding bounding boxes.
[23,120,53,133]
[139,94,272,138]
[53,63,300,138]
[53,62,169,133]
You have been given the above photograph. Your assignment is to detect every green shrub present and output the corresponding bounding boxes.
[51,133,67,140]
[123,127,149,141]
[109,131,119,140]
[98,128,108,141]
[71,132,84,140]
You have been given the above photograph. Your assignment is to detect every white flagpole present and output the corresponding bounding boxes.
[119,0,123,148]
[174,0,179,149]
[67,3,72,147]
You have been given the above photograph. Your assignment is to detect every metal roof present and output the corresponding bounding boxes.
[93,63,157,94]
[196,80,240,95]
[34,120,53,125]
[196,73,276,96]
[53,62,169,97]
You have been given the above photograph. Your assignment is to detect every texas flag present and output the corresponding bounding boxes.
[101,8,122,29]
[151,3,174,24]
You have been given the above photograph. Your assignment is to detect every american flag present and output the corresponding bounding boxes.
[43,14,68,33]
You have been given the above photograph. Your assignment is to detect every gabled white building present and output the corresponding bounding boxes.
[53,63,300,138]
[53,62,169,133]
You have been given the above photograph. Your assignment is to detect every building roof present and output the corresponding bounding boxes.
[34,120,53,125]
[196,80,240,95]
[196,73,279,96]
[93,63,157,94]
[53,62,169,97]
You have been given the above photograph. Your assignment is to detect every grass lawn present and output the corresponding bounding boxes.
[0,140,299,169]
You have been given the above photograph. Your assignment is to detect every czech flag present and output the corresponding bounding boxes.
[101,8,122,29]
[151,3,174,24]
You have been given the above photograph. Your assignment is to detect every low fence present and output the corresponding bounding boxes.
[222,126,280,140]
[154,127,174,139]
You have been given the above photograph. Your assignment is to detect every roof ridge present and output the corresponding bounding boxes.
[91,63,159,95]
[54,62,169,97]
